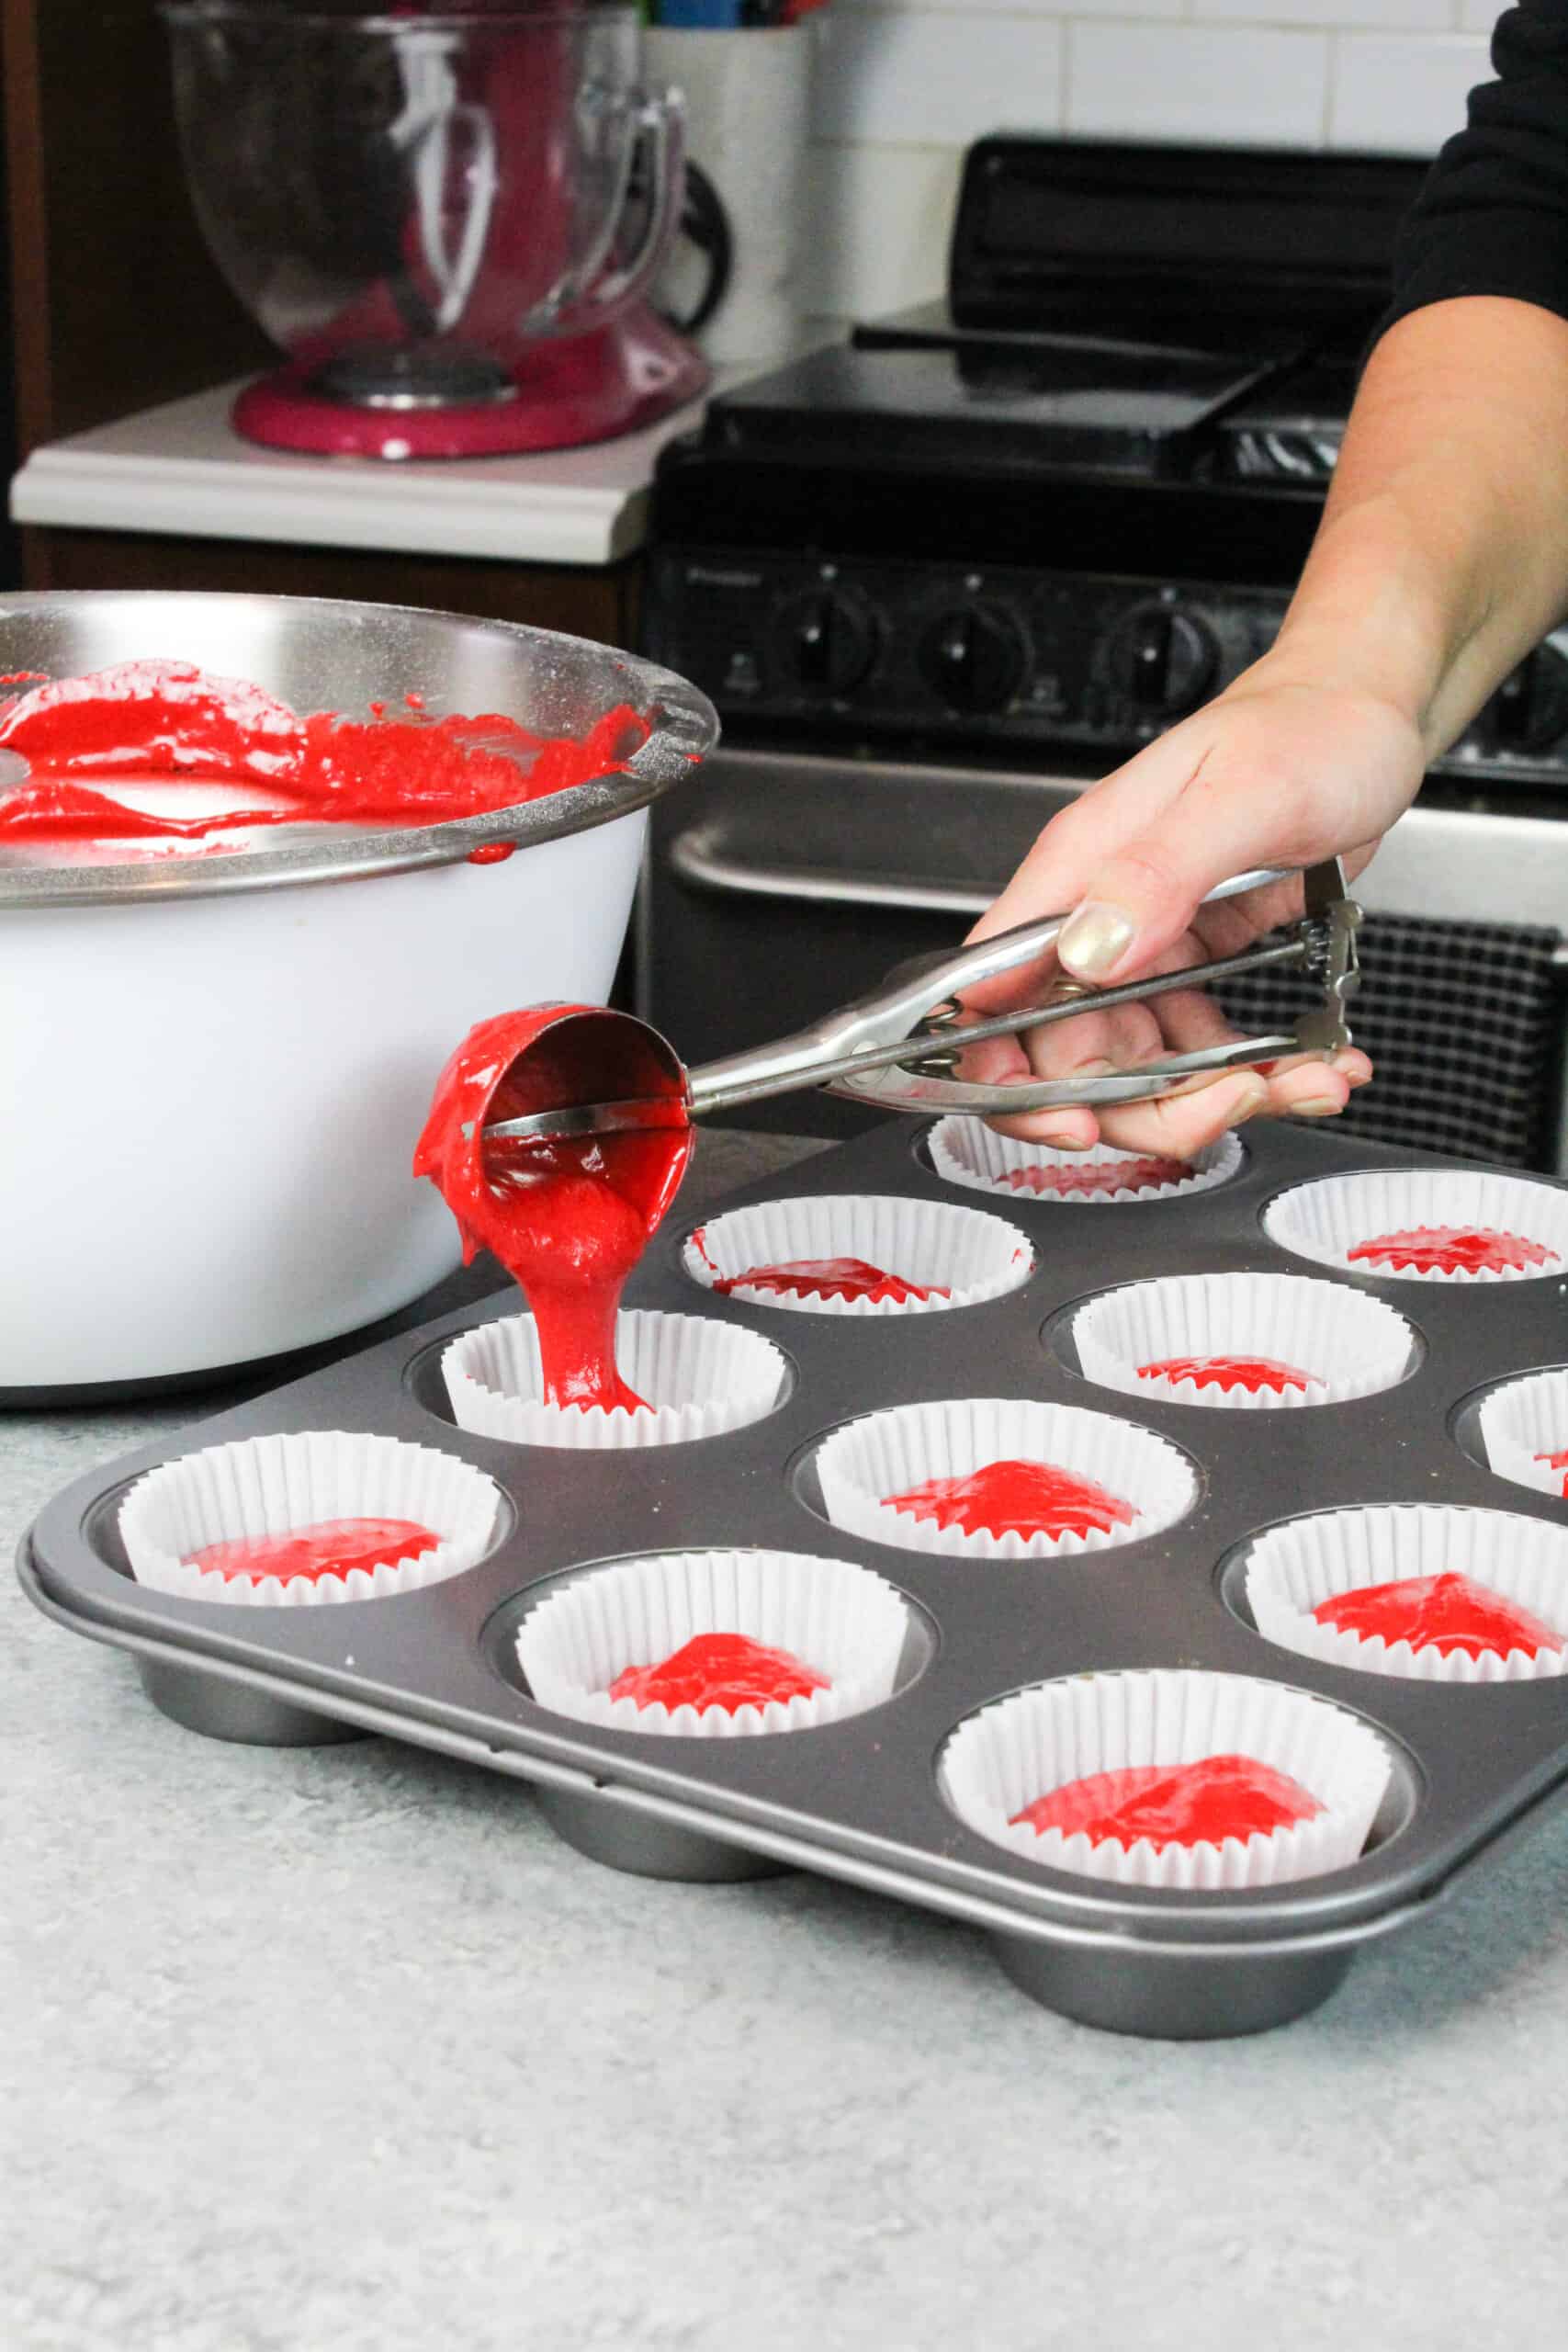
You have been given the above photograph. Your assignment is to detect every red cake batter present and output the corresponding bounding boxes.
[1010,1753,1323,1849]
[1002,1154,1190,1199]
[1313,1570,1564,1661]
[186,1516,439,1587]
[1346,1224,1558,1276]
[608,1631,830,1714]
[883,1456,1138,1542]
[1535,1446,1568,1498]
[0,659,649,849]
[415,1006,692,1412]
[713,1255,950,1306]
[1136,1354,1314,1396]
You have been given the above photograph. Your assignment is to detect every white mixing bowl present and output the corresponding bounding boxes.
[0,590,716,1393]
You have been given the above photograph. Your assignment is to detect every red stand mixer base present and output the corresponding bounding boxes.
[232,308,708,459]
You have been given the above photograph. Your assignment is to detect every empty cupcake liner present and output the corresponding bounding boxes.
[1478,1368,1568,1503]
[515,1546,913,1737]
[682,1193,1033,1317]
[1244,1503,1568,1683]
[929,1117,1242,1205]
[442,1309,789,1449]
[1264,1168,1568,1283]
[815,1396,1197,1560]
[1071,1271,1416,1410]
[940,1668,1392,1890]
[118,1430,502,1608]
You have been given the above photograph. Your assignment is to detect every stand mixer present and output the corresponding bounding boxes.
[161,0,707,459]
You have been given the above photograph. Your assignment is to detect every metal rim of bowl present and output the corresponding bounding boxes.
[0,590,719,910]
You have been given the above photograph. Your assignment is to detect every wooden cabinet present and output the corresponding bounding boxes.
[2,1,639,641]
[23,526,638,644]
[2,0,272,457]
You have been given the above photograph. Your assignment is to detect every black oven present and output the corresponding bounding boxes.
[638,138,1568,1168]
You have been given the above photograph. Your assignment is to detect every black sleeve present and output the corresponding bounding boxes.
[1383,0,1568,331]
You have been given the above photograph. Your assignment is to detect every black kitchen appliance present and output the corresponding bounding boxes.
[638,136,1568,1163]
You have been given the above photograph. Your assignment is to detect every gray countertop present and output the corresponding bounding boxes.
[9,1128,1568,2351]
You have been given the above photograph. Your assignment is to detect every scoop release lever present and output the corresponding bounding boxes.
[482,860,1361,1143]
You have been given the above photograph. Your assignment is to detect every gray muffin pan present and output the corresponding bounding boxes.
[20,1117,1568,2041]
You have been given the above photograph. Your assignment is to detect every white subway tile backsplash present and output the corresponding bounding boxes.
[794,6,1506,318]
[805,141,965,320]
[1067,21,1329,145]
[812,9,1064,145]
[1329,32,1492,152]
[1200,0,1452,26]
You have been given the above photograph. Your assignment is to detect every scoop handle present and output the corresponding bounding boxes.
[685,865,1295,1118]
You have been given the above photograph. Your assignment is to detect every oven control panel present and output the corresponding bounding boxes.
[644,548,1568,786]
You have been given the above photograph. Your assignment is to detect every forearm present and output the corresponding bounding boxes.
[1260,296,1568,758]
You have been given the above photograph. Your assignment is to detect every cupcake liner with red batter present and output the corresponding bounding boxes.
[1478,1368,1568,1503]
[682,1193,1033,1317]
[1263,1169,1568,1284]
[939,1668,1392,1891]
[443,1309,789,1449]
[1244,1503,1568,1683]
[1071,1271,1416,1411]
[118,1430,502,1607]
[815,1396,1196,1561]
[928,1117,1241,1205]
[515,1546,912,1736]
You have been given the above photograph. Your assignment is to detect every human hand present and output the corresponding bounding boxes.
[954,664,1427,1158]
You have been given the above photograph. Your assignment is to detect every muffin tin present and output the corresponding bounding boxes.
[20,1115,1568,2041]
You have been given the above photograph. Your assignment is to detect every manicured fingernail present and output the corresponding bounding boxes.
[1291,1096,1342,1118]
[1231,1079,1270,1123]
[1057,900,1137,980]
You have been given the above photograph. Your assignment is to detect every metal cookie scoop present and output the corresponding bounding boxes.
[484,860,1361,1145]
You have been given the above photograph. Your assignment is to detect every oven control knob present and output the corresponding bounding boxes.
[773,590,878,695]
[917,603,1027,714]
[1485,642,1568,754]
[1109,603,1218,717]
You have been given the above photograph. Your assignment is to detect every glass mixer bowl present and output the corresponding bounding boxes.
[161,1,689,433]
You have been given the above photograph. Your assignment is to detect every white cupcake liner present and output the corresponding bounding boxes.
[1264,1169,1568,1283]
[1478,1369,1568,1503]
[815,1396,1196,1560]
[515,1546,912,1736]
[1245,1503,1568,1684]
[681,1193,1033,1318]
[443,1309,788,1449]
[929,1117,1242,1205]
[118,1430,502,1608]
[1071,1272,1416,1411]
[940,1668,1392,1890]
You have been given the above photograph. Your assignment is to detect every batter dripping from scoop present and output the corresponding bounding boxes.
[415,1007,693,1412]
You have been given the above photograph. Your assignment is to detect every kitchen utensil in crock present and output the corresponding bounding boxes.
[486,860,1361,1143]
[161,1,706,458]
[0,590,716,1396]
